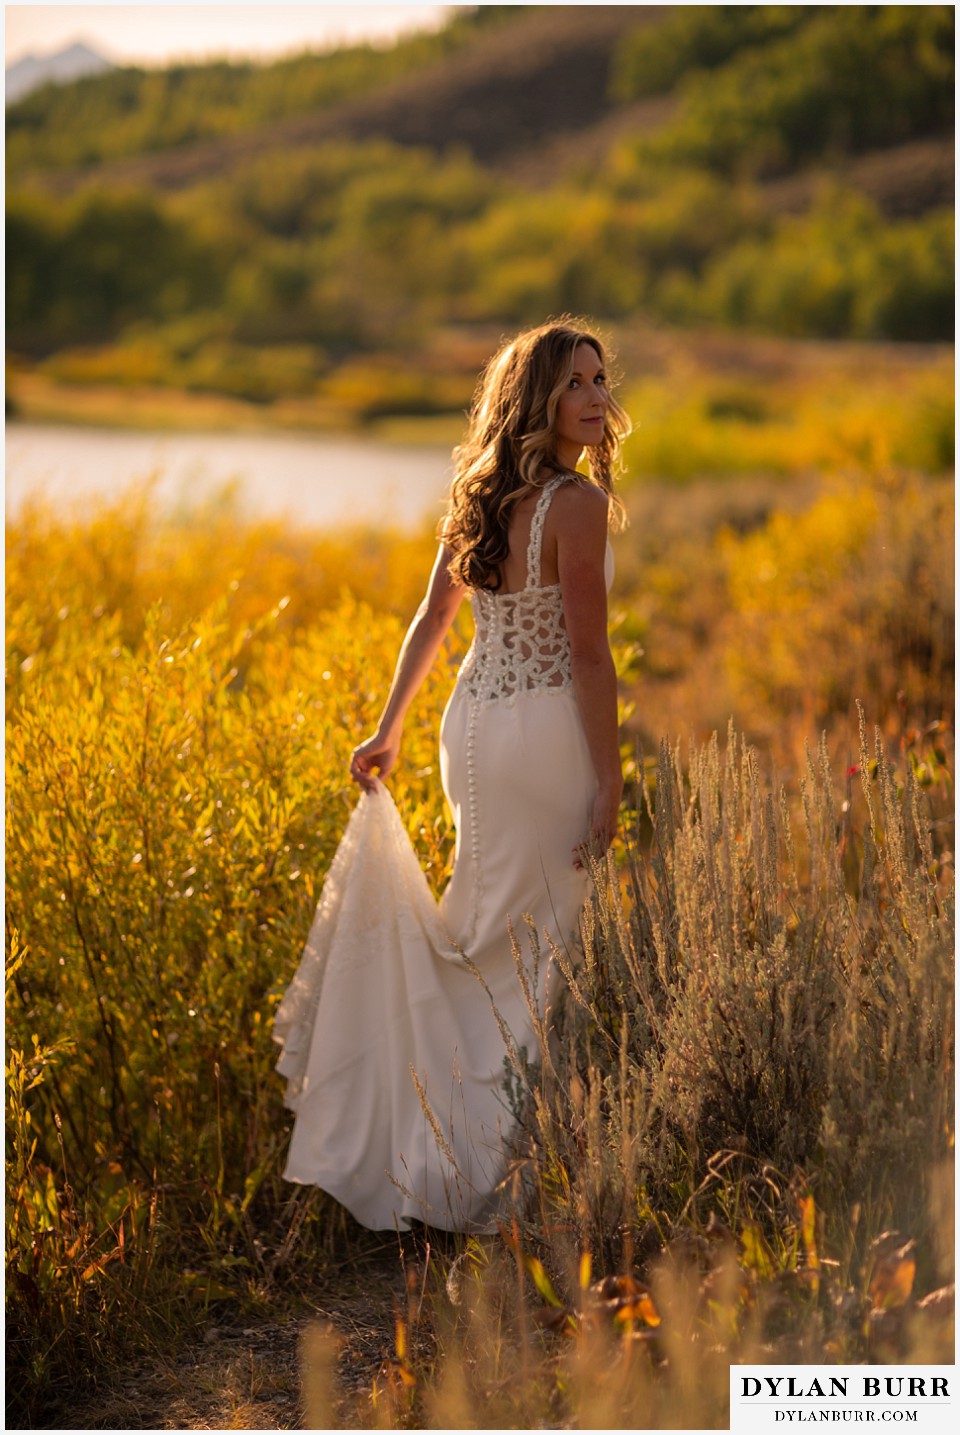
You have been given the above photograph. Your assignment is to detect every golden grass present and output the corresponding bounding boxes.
[5,466,954,1426]
[619,331,954,479]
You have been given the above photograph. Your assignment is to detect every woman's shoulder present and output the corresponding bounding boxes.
[550,474,609,522]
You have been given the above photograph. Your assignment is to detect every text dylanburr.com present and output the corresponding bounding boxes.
[730,1367,953,1433]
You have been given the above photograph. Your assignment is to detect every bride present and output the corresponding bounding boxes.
[273,318,630,1232]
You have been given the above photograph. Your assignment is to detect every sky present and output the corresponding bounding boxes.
[3,2,457,68]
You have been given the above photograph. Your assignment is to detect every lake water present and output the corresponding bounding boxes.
[4,422,454,530]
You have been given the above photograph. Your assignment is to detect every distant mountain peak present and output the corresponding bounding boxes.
[56,41,108,62]
[6,38,114,106]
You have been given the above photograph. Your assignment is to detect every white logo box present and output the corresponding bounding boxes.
[730,1366,954,1434]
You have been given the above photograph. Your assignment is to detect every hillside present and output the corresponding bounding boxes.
[6,2,954,402]
[758,135,954,219]
[9,7,656,192]
[9,4,951,214]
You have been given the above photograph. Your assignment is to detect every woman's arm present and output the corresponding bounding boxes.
[350,542,465,792]
[554,483,623,863]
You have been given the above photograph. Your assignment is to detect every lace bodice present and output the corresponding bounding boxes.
[457,475,613,706]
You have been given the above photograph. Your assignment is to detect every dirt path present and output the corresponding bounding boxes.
[62,1239,427,1430]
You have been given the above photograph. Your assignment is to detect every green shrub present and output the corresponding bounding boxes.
[6,187,225,348]
[662,190,954,341]
[611,4,812,102]
[643,5,954,177]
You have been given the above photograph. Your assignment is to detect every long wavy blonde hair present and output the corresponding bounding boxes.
[441,318,630,591]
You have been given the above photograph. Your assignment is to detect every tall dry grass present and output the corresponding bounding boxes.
[527,716,952,1248]
[5,470,954,1426]
[297,715,953,1428]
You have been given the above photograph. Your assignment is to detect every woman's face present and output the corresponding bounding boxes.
[553,341,609,468]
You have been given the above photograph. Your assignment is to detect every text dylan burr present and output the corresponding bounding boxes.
[741,1378,950,1399]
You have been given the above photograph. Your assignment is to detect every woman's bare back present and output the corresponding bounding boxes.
[497,483,563,592]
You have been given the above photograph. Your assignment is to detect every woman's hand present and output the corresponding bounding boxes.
[347,540,464,797]
[350,731,399,793]
[574,778,622,869]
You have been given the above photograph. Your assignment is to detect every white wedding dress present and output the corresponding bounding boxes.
[273,475,614,1232]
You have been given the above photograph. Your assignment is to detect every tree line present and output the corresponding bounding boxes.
[6,5,953,396]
